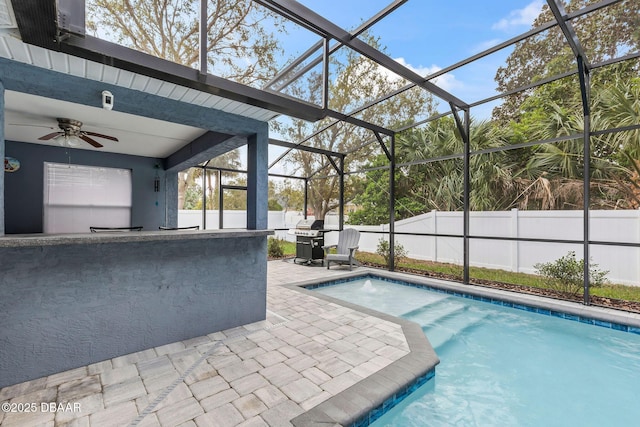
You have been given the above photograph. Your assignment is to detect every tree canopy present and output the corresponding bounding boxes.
[493,0,640,124]
[347,155,424,225]
[86,0,286,84]
[276,35,434,220]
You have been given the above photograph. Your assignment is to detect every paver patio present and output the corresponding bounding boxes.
[4,258,640,426]
[0,261,414,427]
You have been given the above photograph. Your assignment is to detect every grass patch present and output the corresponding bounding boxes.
[590,285,640,301]
[281,240,296,255]
[358,252,464,277]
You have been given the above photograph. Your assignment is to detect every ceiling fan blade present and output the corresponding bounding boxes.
[38,132,63,140]
[80,135,104,148]
[84,131,118,142]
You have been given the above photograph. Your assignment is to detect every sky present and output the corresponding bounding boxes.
[274,0,546,119]
[266,0,547,172]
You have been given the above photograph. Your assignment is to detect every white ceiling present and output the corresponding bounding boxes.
[4,91,208,158]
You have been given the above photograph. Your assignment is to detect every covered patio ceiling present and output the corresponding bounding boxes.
[3,91,209,157]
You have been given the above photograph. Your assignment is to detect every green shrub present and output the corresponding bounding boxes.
[376,238,408,266]
[534,251,608,296]
[267,237,284,258]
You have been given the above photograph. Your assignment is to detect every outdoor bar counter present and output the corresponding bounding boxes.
[0,229,272,388]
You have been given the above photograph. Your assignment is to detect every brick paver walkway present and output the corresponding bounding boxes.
[0,261,409,427]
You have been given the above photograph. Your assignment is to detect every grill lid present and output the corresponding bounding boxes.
[295,219,324,230]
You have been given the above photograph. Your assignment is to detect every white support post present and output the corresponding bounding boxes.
[511,208,519,272]
[431,209,438,262]
[637,208,640,285]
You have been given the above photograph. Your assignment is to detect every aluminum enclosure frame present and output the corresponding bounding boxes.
[266,0,638,305]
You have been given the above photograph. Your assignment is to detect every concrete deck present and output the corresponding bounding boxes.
[0,261,436,427]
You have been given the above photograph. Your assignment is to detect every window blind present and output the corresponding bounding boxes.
[43,162,132,233]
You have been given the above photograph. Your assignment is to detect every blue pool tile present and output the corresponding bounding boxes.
[611,323,627,331]
[381,398,392,411]
[594,319,612,328]
[368,406,385,423]
[347,368,436,427]
[579,317,594,325]
[395,387,409,401]
[352,416,368,427]
[407,381,421,394]
[629,326,640,335]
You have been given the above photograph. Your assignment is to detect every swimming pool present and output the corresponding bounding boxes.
[314,276,640,427]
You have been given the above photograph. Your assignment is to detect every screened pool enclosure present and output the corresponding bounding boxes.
[17,0,640,306]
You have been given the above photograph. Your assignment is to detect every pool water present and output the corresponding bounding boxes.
[315,277,640,427]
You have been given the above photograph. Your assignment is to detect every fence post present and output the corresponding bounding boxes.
[511,208,519,272]
[637,208,640,285]
[431,209,438,262]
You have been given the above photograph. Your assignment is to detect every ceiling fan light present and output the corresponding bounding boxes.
[64,134,82,147]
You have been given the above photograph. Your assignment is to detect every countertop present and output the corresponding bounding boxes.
[0,229,274,248]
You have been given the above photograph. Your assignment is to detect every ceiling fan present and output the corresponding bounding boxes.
[38,118,118,148]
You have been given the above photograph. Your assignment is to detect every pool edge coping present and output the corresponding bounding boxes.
[284,267,640,426]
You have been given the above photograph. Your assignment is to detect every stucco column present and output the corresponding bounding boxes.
[164,171,179,227]
[247,124,269,230]
[0,80,4,236]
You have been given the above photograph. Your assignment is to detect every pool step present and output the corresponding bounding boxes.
[402,299,467,326]
[386,293,449,317]
[422,309,490,350]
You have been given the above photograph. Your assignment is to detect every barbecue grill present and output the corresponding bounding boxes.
[288,219,325,264]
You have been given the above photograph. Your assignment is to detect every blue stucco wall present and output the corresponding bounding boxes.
[4,140,166,234]
[0,81,4,235]
[247,129,269,230]
[164,171,179,227]
[0,234,268,388]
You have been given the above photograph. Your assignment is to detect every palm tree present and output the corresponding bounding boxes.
[593,76,640,161]
[397,119,463,211]
[397,118,516,211]
[520,76,640,209]
[593,75,640,207]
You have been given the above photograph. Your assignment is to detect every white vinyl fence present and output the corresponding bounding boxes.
[179,210,286,230]
[178,209,640,286]
[178,210,340,232]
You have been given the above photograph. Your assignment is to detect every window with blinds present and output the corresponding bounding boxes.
[43,162,132,233]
